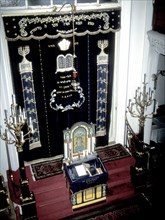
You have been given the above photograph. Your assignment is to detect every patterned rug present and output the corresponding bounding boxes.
[96,144,130,162]
[31,144,130,180]
[31,157,63,180]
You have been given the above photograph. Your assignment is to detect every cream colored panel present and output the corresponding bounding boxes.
[76,191,82,204]
[96,185,102,198]
[83,187,95,202]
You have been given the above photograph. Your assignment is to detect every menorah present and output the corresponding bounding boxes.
[0,94,37,219]
[127,74,155,140]
[98,40,108,53]
[18,46,30,58]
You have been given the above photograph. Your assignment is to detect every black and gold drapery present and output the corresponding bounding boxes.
[2,8,121,161]
[3,8,120,40]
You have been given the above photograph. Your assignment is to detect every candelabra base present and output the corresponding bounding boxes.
[20,192,38,220]
[0,173,10,212]
[130,166,147,192]
[134,151,148,168]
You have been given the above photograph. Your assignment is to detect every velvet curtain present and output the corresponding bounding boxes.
[2,9,120,161]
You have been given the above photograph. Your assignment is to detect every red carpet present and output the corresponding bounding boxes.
[8,154,139,219]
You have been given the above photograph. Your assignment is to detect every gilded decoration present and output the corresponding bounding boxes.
[3,8,121,41]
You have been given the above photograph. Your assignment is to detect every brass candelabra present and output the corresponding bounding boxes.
[0,94,33,151]
[0,94,37,219]
[127,75,158,189]
[127,74,156,139]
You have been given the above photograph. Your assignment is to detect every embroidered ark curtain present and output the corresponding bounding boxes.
[2,8,121,161]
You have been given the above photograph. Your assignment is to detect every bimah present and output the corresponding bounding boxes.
[63,122,109,209]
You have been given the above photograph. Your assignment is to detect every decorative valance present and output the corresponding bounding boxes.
[3,7,121,41]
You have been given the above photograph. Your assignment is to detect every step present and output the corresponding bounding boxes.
[104,156,135,173]
[36,187,135,220]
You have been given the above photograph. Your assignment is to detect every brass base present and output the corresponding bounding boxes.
[72,196,106,210]
[0,173,10,212]
[130,166,147,191]
[20,192,38,220]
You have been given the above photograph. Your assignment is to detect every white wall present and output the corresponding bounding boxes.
[155,55,165,105]
[115,0,153,145]
[144,30,165,144]
[0,16,19,181]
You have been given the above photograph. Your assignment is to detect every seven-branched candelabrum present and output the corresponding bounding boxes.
[0,94,34,152]
[127,74,156,139]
